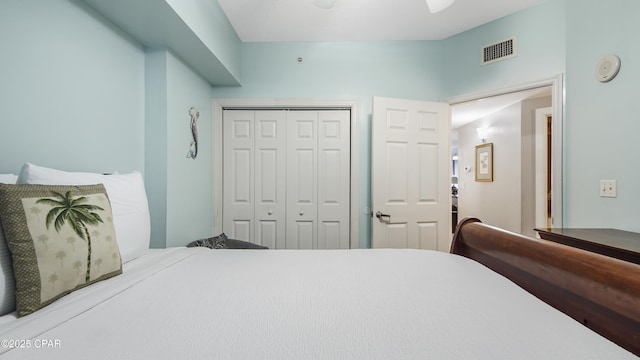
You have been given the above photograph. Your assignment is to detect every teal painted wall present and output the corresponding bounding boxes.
[0,0,145,174]
[0,2,216,249]
[212,41,445,248]
[165,0,242,82]
[564,0,640,231]
[441,0,566,97]
[145,49,215,248]
[145,50,169,248]
[165,51,215,247]
[443,0,640,234]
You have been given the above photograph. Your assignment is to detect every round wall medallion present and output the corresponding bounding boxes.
[595,54,621,83]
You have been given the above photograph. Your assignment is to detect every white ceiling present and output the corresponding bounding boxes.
[451,87,551,129]
[217,0,548,42]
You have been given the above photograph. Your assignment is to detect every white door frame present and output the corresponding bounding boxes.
[535,106,553,230]
[212,98,361,249]
[445,74,564,228]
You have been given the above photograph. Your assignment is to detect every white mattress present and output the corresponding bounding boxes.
[0,248,635,359]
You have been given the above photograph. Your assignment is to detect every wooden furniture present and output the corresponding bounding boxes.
[535,227,640,265]
[451,195,458,233]
[451,218,640,356]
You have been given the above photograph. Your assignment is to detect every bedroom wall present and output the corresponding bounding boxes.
[146,49,215,248]
[0,0,146,174]
[440,0,566,98]
[164,0,241,82]
[145,50,170,248]
[211,40,445,248]
[0,1,216,249]
[165,52,215,248]
[448,0,640,234]
[563,0,640,232]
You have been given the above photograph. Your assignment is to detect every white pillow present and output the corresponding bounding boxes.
[0,174,17,315]
[17,163,150,264]
[0,174,18,184]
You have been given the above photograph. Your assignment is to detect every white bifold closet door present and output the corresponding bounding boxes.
[223,110,286,249]
[223,109,349,249]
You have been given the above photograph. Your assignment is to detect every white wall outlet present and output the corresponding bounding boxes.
[600,180,617,198]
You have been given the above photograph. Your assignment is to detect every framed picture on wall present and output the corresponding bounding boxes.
[475,143,493,182]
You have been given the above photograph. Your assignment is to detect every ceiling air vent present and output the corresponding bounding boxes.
[481,36,517,66]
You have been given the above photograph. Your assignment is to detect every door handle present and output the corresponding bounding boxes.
[375,211,391,222]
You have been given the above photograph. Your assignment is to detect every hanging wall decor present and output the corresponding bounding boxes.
[475,142,493,182]
[186,107,199,159]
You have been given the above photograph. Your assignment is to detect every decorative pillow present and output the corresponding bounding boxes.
[187,233,229,249]
[0,183,122,317]
[0,174,18,315]
[187,234,269,249]
[225,238,269,250]
[17,163,150,263]
[0,222,15,316]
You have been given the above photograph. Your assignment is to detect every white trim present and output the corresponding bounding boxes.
[444,74,564,228]
[212,98,361,249]
[535,107,552,230]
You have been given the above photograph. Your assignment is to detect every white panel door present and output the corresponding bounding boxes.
[286,111,318,249]
[372,97,450,251]
[223,110,255,242]
[317,110,350,249]
[254,111,287,249]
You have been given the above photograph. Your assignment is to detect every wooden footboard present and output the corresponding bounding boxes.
[451,218,640,356]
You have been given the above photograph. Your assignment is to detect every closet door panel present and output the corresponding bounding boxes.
[223,111,255,242]
[289,221,314,250]
[318,221,341,249]
[286,111,318,249]
[255,111,286,248]
[233,150,252,202]
[257,220,277,249]
[317,110,350,249]
[232,220,251,242]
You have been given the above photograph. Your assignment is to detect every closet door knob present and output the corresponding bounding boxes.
[299,211,304,216]
[268,210,273,215]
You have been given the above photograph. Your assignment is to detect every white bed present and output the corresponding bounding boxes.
[0,247,636,359]
[0,164,637,359]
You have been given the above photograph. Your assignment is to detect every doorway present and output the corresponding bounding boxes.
[447,75,563,235]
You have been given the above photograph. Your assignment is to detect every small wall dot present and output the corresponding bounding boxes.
[297,57,304,64]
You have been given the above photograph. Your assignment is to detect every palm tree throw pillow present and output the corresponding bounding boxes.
[0,183,122,317]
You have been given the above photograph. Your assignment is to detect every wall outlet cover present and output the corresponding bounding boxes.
[600,180,617,198]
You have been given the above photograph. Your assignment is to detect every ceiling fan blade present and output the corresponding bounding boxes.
[426,0,455,13]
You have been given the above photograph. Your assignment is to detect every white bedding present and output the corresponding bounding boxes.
[0,248,635,359]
